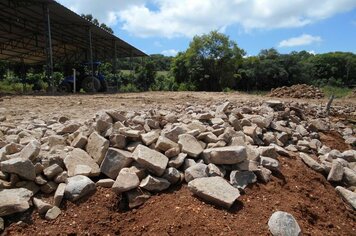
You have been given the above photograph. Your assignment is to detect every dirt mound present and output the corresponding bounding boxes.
[269,84,325,99]
[4,154,355,236]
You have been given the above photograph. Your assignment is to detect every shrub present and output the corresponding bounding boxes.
[119,83,140,93]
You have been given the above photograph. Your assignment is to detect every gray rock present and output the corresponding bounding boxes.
[96,179,115,188]
[255,167,272,183]
[165,147,180,158]
[258,146,278,159]
[207,163,225,177]
[43,164,63,179]
[57,122,80,134]
[141,130,160,146]
[178,134,204,158]
[268,211,301,236]
[163,126,187,143]
[139,175,170,192]
[54,183,66,207]
[45,206,61,220]
[155,136,179,152]
[343,167,356,186]
[33,197,52,214]
[132,144,168,176]
[126,189,151,209]
[64,175,96,201]
[64,148,100,177]
[235,160,259,172]
[112,168,140,194]
[40,181,58,194]
[0,217,3,231]
[183,158,197,170]
[19,140,40,161]
[0,188,33,216]
[342,150,356,162]
[100,148,133,179]
[299,153,324,173]
[86,132,109,165]
[163,167,181,184]
[203,146,247,165]
[188,176,240,209]
[71,133,88,149]
[54,171,68,184]
[230,171,257,189]
[335,186,356,210]
[1,158,35,180]
[327,160,344,182]
[184,163,208,182]
[109,134,126,149]
[260,156,280,171]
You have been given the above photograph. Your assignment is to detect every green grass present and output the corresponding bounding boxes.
[321,86,353,98]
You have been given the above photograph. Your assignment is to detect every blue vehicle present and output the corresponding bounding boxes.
[58,62,108,93]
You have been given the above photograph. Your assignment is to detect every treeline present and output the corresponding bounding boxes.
[170,31,356,92]
[1,31,355,93]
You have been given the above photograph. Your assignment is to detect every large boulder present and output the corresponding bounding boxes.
[0,188,33,216]
[64,148,100,177]
[178,134,203,158]
[100,148,133,179]
[203,146,247,165]
[268,211,302,236]
[1,157,36,180]
[64,175,96,201]
[155,136,179,152]
[132,144,168,176]
[188,176,240,209]
[86,132,109,165]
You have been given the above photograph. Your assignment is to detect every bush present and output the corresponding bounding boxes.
[321,86,352,98]
[119,83,140,93]
[222,87,234,92]
[177,82,197,91]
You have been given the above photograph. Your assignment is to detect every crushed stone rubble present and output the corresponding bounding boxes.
[269,84,325,99]
[0,99,355,234]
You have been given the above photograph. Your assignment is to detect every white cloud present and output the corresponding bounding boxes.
[161,49,179,56]
[278,34,322,47]
[308,50,316,55]
[57,0,356,37]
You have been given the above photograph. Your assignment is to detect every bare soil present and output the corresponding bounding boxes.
[1,92,355,236]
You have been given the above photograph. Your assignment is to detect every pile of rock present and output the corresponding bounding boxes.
[269,84,325,99]
[0,99,355,232]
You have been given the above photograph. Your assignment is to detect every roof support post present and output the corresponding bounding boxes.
[88,28,94,92]
[113,40,118,92]
[43,3,54,94]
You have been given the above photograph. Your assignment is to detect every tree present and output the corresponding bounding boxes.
[172,31,246,91]
[135,61,157,91]
[81,14,114,33]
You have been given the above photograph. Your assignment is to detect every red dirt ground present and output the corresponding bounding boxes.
[3,154,355,236]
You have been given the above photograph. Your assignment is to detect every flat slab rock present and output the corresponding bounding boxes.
[203,146,247,165]
[0,188,33,217]
[188,176,240,209]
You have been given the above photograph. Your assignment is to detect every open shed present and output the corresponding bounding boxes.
[0,0,147,89]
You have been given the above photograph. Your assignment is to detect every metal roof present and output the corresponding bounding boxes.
[0,0,147,64]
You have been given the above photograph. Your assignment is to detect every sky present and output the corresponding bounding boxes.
[56,0,356,56]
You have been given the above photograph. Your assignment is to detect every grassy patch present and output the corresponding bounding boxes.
[321,86,352,98]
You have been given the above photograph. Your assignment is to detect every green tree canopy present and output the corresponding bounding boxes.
[172,31,246,91]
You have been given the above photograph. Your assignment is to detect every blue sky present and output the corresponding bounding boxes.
[57,0,356,56]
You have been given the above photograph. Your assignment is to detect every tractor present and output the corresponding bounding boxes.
[58,62,108,93]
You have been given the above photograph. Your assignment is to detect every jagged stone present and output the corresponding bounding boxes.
[0,188,33,216]
[100,148,133,179]
[64,148,100,177]
[178,134,203,158]
[1,158,35,180]
[230,171,257,189]
[64,175,96,201]
[132,144,168,176]
[139,175,170,192]
[86,132,109,165]
[184,163,208,182]
[112,168,140,194]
